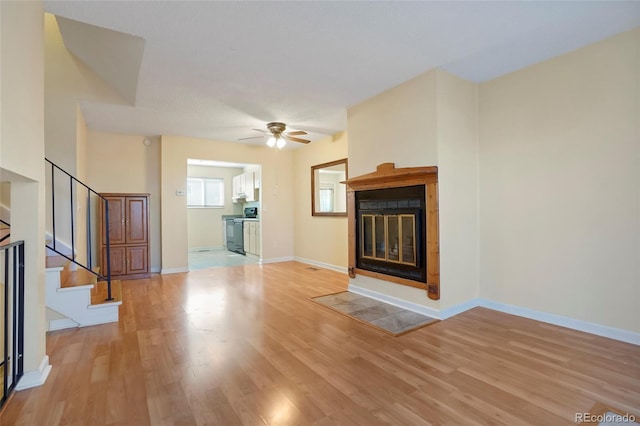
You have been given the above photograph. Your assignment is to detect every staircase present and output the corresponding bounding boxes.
[43,158,121,330]
[45,255,122,330]
[0,219,10,246]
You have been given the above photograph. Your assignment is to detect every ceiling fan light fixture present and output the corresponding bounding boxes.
[266,136,276,148]
[276,137,286,149]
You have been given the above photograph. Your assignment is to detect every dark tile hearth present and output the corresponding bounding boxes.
[311,291,438,336]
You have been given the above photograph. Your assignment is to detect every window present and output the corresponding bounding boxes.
[319,184,334,212]
[187,178,224,207]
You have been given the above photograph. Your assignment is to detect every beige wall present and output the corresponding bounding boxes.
[44,14,126,252]
[478,29,640,332]
[187,165,243,249]
[435,71,480,309]
[161,135,294,272]
[293,132,348,270]
[86,131,161,272]
[44,14,125,172]
[348,70,438,177]
[0,0,47,375]
[347,69,443,310]
[74,106,88,264]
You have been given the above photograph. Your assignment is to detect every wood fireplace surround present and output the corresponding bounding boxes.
[344,163,440,300]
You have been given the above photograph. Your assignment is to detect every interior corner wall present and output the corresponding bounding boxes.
[0,0,47,376]
[161,135,294,272]
[347,69,441,309]
[478,28,640,333]
[292,132,348,270]
[74,106,88,265]
[44,12,126,172]
[86,131,162,273]
[435,70,480,310]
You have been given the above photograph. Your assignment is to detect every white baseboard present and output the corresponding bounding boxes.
[477,299,640,346]
[48,318,79,331]
[439,298,484,319]
[343,288,640,345]
[16,355,52,390]
[294,257,348,274]
[160,267,189,274]
[0,203,9,223]
[188,246,222,252]
[348,284,441,319]
[45,232,72,256]
[260,256,294,264]
[434,298,640,346]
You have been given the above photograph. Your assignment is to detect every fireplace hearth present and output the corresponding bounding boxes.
[344,163,440,300]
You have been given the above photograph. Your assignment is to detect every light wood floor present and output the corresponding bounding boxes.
[1,261,639,425]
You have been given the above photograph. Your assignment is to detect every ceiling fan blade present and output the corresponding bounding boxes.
[238,135,265,140]
[284,135,311,144]
[285,130,307,136]
[252,128,269,133]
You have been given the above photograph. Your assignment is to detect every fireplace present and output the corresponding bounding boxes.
[356,185,426,283]
[344,163,440,300]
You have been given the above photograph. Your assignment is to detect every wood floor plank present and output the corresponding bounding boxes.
[2,261,639,425]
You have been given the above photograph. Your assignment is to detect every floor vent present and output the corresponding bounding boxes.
[307,267,320,271]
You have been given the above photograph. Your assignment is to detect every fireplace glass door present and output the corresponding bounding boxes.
[361,214,416,266]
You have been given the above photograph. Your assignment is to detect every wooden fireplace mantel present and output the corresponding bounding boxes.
[344,163,440,300]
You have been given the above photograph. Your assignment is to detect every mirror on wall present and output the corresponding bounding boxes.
[311,158,348,217]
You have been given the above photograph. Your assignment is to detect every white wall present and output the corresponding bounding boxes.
[478,29,640,333]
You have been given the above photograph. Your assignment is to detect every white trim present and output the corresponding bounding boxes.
[348,284,440,319]
[439,298,483,319]
[477,299,640,346]
[260,256,294,264]
[48,318,79,331]
[16,355,52,390]
[160,267,189,274]
[0,202,9,222]
[294,257,348,274]
[45,232,72,256]
[435,298,640,345]
[188,246,222,252]
[342,290,640,345]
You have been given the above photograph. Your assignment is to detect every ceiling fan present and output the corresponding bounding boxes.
[239,122,310,149]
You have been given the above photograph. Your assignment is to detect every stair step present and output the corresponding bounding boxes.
[60,267,98,289]
[90,280,123,306]
[46,255,69,269]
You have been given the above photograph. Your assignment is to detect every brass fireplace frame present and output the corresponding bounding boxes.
[344,163,440,300]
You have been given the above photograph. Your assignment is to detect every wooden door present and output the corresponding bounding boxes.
[102,246,126,276]
[126,246,148,275]
[103,196,126,245]
[126,196,148,244]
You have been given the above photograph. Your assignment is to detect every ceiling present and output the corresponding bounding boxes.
[44,1,640,148]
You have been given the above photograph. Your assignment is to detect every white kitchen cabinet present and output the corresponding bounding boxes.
[233,171,258,202]
[243,220,260,256]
